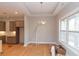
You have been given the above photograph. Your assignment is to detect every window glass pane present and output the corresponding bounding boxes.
[60,19,67,30]
[74,32,79,48]
[69,14,79,31]
[59,31,66,42]
[68,32,79,48]
[68,18,75,31]
[68,32,75,47]
[75,17,79,31]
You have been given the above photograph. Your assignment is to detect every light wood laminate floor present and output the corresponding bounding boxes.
[0,44,53,56]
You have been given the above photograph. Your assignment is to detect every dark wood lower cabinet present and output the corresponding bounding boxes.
[6,27,20,44]
[0,36,17,44]
[0,28,21,44]
[0,36,6,44]
[7,36,16,44]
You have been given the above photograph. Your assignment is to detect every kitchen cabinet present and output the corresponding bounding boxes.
[0,21,6,31]
[0,36,6,44]
[7,36,16,44]
[9,21,16,31]
[16,21,24,27]
[0,40,2,52]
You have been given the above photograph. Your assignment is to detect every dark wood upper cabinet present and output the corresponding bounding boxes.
[0,21,6,31]
[16,21,24,28]
[9,21,16,31]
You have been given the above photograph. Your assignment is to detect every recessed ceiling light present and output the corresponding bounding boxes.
[15,11,18,14]
[41,21,46,25]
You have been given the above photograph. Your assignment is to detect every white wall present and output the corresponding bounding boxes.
[56,2,79,56]
[28,16,57,44]
[24,15,30,46]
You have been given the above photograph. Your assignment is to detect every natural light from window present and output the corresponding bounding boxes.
[59,13,79,50]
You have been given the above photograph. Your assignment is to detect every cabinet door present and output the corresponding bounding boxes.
[0,36,6,44]
[0,21,6,31]
[16,21,24,27]
[7,36,16,44]
[9,21,16,31]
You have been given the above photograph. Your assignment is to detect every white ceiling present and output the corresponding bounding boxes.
[0,2,70,17]
[24,2,58,14]
[0,2,24,17]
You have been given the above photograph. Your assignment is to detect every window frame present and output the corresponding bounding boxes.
[59,13,79,51]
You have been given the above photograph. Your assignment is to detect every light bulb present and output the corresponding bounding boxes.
[15,11,18,14]
[13,31,16,34]
[41,21,46,24]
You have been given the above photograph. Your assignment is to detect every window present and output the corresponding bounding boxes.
[68,17,76,47]
[60,19,67,30]
[68,32,75,47]
[68,18,75,31]
[59,13,79,50]
[75,16,79,31]
[59,19,67,43]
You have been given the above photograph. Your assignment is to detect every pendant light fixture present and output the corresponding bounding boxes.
[40,2,46,25]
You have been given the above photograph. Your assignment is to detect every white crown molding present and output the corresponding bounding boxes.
[28,13,54,16]
[59,7,79,20]
[22,2,31,16]
[51,2,59,15]
[23,2,69,16]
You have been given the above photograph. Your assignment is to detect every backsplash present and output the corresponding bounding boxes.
[0,31,16,36]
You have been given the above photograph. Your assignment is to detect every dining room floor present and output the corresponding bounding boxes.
[0,44,53,56]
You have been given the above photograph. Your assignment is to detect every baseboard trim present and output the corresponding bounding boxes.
[29,41,57,44]
[24,42,30,47]
[24,41,57,47]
